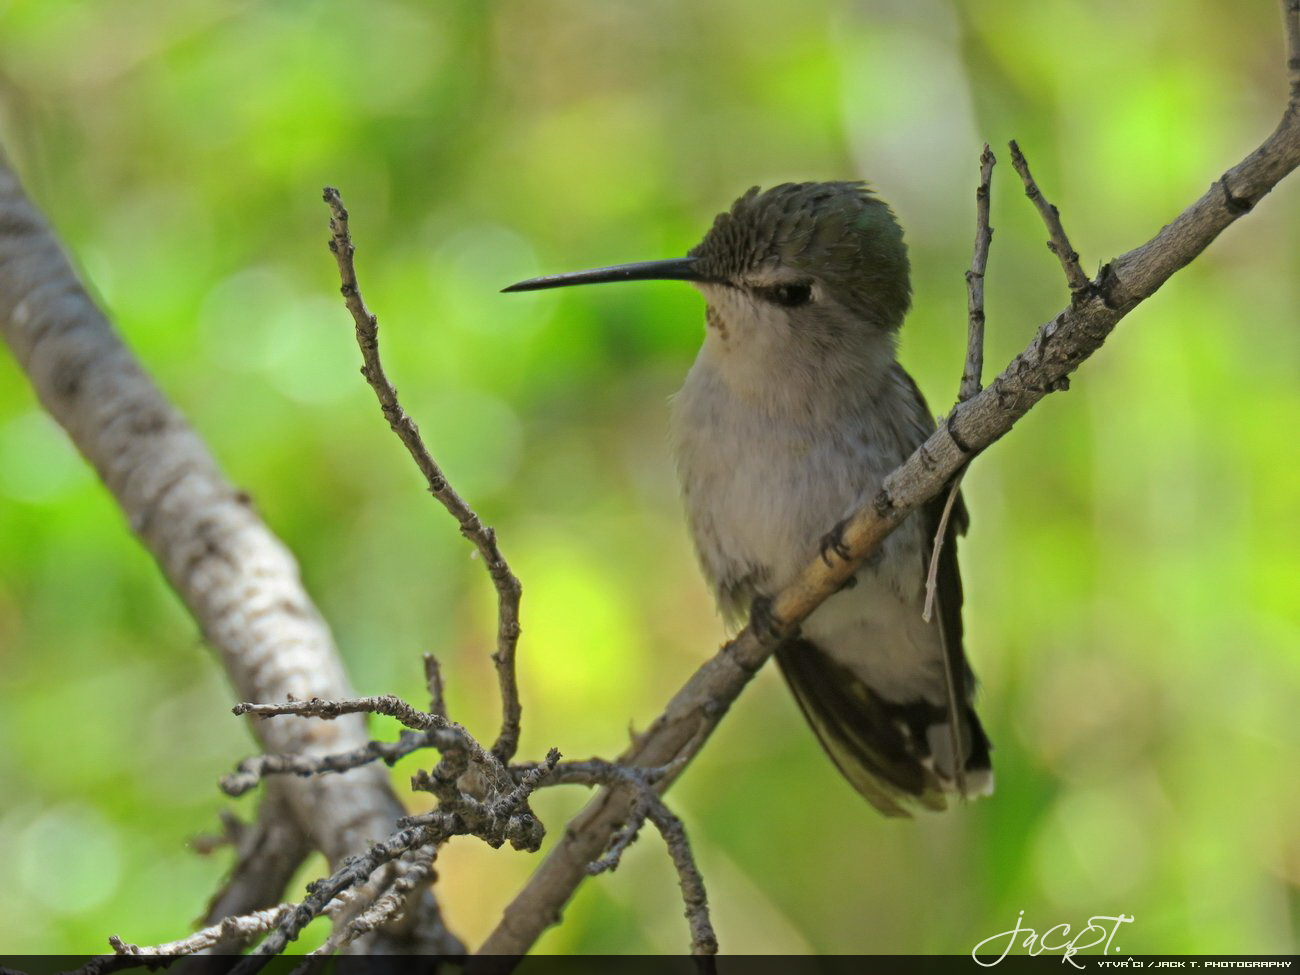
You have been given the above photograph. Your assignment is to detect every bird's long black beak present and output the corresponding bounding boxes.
[502,257,709,293]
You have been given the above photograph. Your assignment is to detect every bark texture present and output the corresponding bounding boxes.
[0,156,457,954]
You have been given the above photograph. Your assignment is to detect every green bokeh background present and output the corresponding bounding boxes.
[1,0,1298,957]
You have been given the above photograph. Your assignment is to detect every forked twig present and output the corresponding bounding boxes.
[323,186,524,763]
[549,762,716,956]
[219,686,557,964]
[923,144,995,625]
[961,143,997,403]
[310,847,439,956]
[236,821,446,970]
[234,696,497,767]
[1008,140,1090,297]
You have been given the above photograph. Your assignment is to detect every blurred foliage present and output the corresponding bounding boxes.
[0,0,1297,957]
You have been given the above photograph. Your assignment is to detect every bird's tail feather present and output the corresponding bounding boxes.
[775,637,992,816]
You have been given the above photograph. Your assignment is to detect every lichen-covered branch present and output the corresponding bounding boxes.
[111,905,297,959]
[312,846,439,956]
[218,696,561,972]
[199,195,707,962]
[237,821,446,969]
[534,760,715,955]
[220,694,713,957]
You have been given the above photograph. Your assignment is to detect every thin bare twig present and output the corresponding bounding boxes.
[234,688,553,817]
[226,689,559,881]
[545,757,671,788]
[1008,140,1090,296]
[489,748,561,819]
[556,762,661,874]
[199,781,313,950]
[961,143,996,403]
[313,189,724,963]
[921,144,995,792]
[220,730,434,796]
[425,652,449,719]
[345,847,438,939]
[311,847,439,957]
[586,800,647,875]
[540,761,714,955]
[323,187,524,763]
[961,143,998,403]
[924,143,995,625]
[215,685,552,964]
[231,695,503,786]
[109,904,296,958]
[237,695,451,734]
[643,801,717,957]
[922,477,969,627]
[1286,0,1300,100]
[473,4,1300,956]
[233,821,447,973]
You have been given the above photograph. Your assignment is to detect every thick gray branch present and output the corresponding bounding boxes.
[0,156,460,956]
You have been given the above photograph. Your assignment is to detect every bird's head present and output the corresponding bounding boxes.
[686,181,911,334]
[504,182,911,380]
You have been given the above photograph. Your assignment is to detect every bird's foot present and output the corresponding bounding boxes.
[748,595,791,645]
[819,518,853,567]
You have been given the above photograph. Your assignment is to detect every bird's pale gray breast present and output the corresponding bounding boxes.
[671,356,949,704]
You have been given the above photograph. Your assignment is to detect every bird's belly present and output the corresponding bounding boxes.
[699,436,857,587]
[674,394,916,598]
[672,379,943,703]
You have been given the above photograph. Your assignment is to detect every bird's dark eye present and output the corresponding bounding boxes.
[764,282,813,307]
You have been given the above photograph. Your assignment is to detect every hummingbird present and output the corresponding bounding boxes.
[504,182,992,816]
